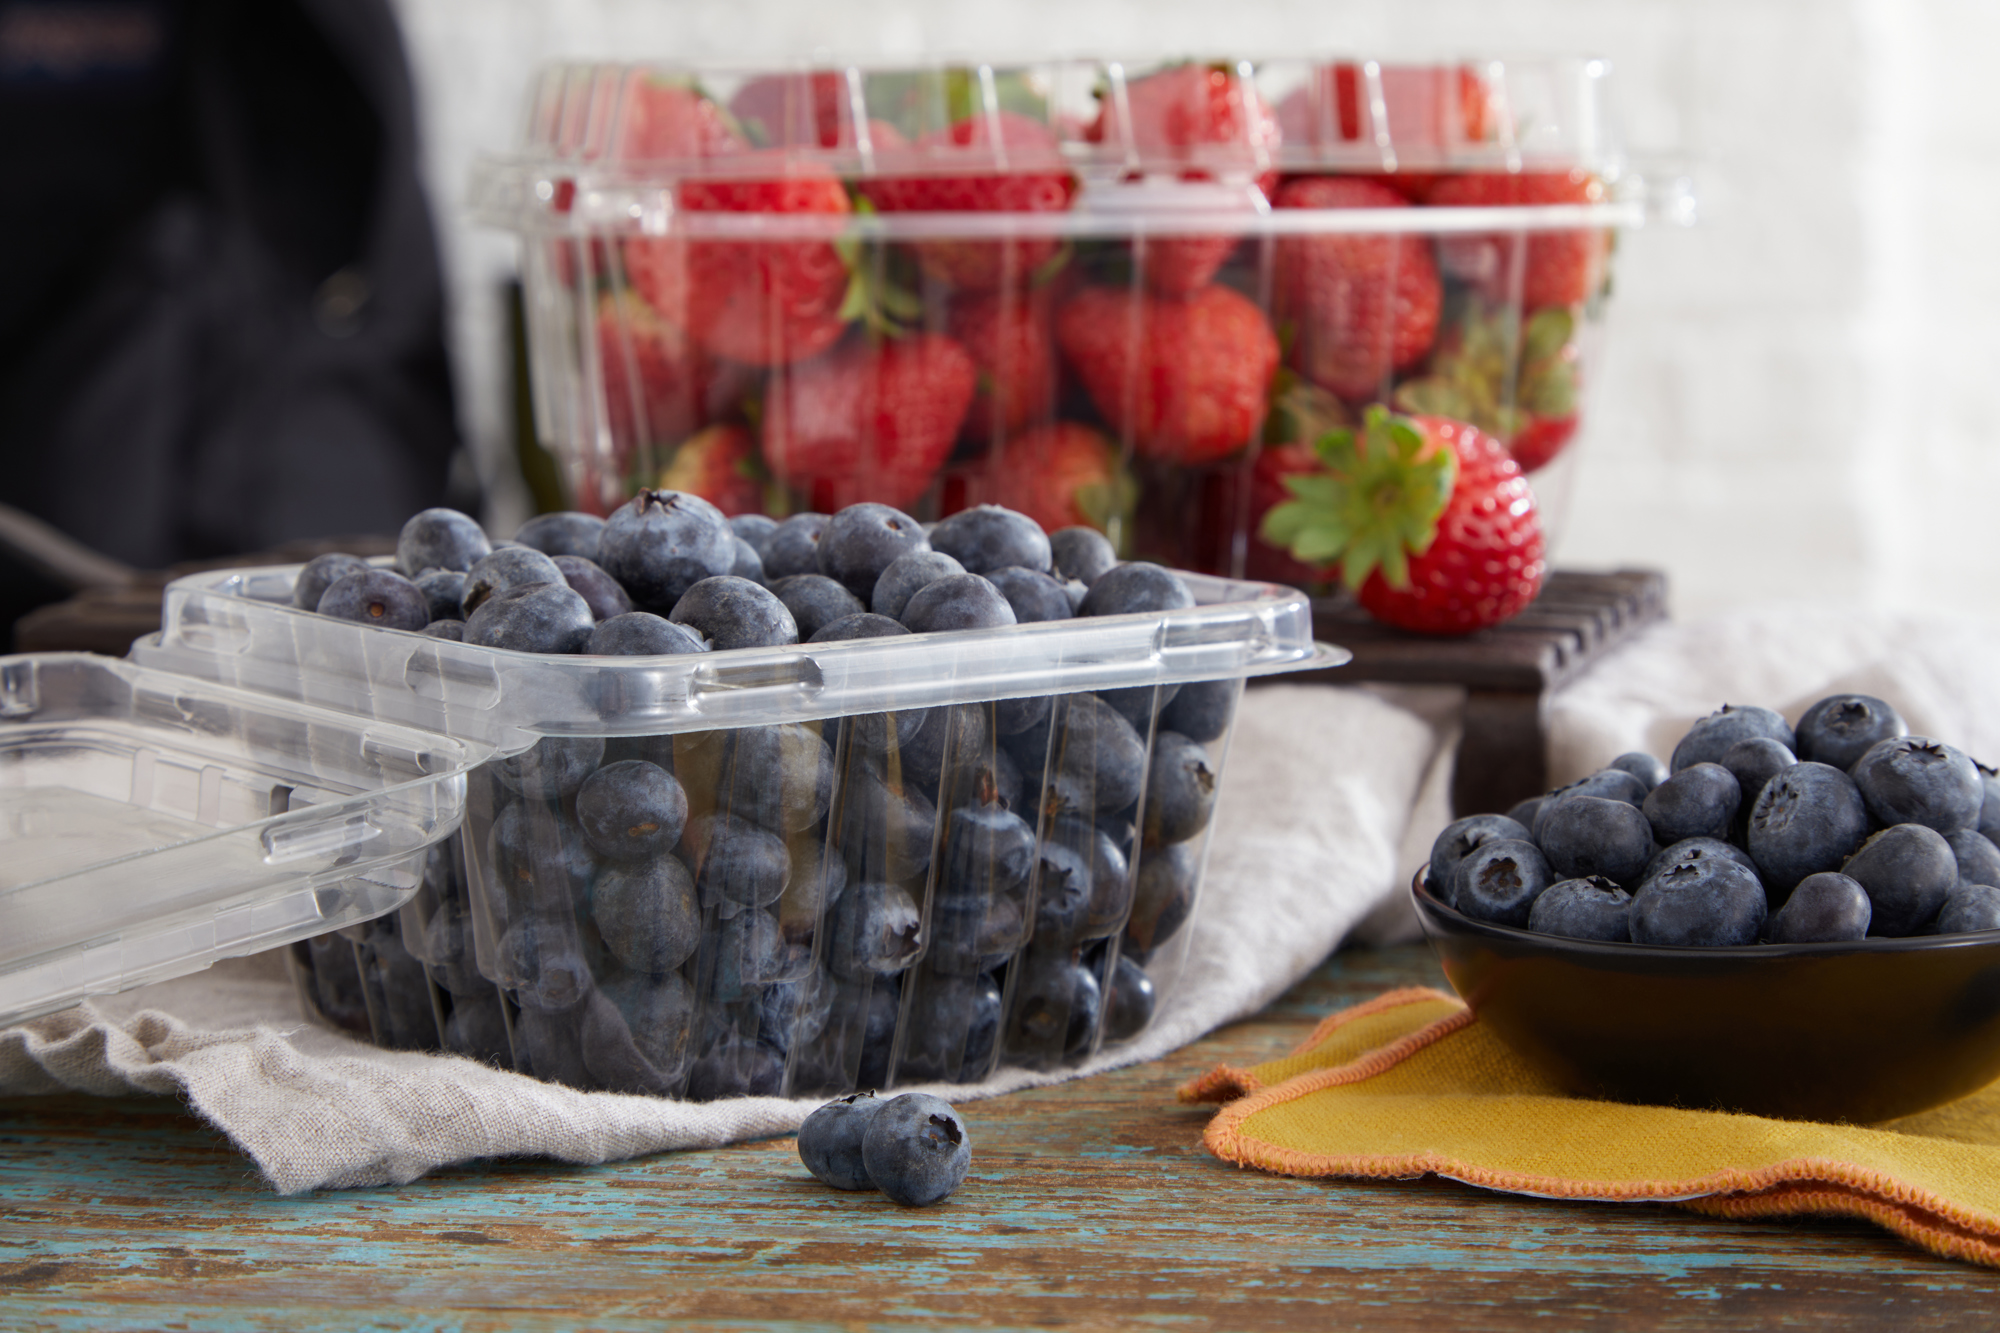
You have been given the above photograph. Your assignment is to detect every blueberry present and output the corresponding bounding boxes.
[464,581,595,653]
[1629,856,1767,946]
[900,574,1018,633]
[1125,841,1197,959]
[1049,815,1133,940]
[1527,876,1633,942]
[1719,737,1795,822]
[587,610,710,655]
[898,703,991,794]
[598,488,738,612]
[1938,883,2000,934]
[705,908,803,1001]
[513,511,607,563]
[1978,761,2000,843]
[1794,693,1906,771]
[985,566,1075,624]
[774,844,848,944]
[512,1003,591,1086]
[495,913,593,1011]
[1004,950,1097,1065]
[420,619,466,640]
[1609,751,1669,792]
[440,991,512,1064]
[295,552,371,611]
[1428,814,1532,906]
[1639,836,1762,893]
[768,574,866,640]
[1049,526,1118,585]
[854,975,903,1090]
[1102,954,1156,1041]
[704,723,835,834]
[317,569,431,632]
[827,879,923,979]
[1504,795,1545,830]
[832,768,936,884]
[592,856,701,974]
[1541,768,1649,815]
[1767,872,1871,943]
[575,760,687,861]
[1949,829,2000,889]
[759,965,837,1053]
[461,546,565,617]
[1841,823,1957,935]
[731,538,767,585]
[729,513,780,559]
[670,575,799,650]
[486,799,599,916]
[927,886,1026,975]
[808,611,911,643]
[397,507,491,576]
[1747,761,1870,894]
[1019,693,1148,818]
[1078,561,1195,618]
[600,970,697,1080]
[1641,763,1741,846]
[820,503,931,600]
[684,812,792,910]
[553,554,635,621]
[414,569,468,623]
[861,1093,972,1206]
[798,1092,884,1191]
[1142,731,1218,848]
[941,805,1038,898]
[1157,678,1237,744]
[1851,736,1984,834]
[1537,796,1656,886]
[494,737,606,801]
[898,972,1004,1083]
[762,512,831,580]
[928,505,1052,576]
[687,1028,786,1100]
[1453,838,1552,927]
[1670,704,1795,774]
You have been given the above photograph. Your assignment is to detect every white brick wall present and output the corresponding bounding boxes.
[391,0,2000,622]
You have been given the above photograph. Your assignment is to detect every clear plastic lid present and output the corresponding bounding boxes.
[0,654,481,1026]
[134,563,1340,751]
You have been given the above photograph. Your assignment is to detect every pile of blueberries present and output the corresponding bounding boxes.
[1428,694,2000,946]
[291,492,1228,1099]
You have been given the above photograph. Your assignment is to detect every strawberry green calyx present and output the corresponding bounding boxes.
[1259,405,1457,592]
[834,195,924,336]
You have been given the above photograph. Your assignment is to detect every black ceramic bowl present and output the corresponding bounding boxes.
[1411,872,2000,1122]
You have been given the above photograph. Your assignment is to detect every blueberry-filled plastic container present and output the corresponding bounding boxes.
[134,561,1339,1097]
[469,56,1688,580]
[0,654,477,1028]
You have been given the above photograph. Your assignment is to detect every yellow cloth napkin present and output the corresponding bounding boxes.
[1181,987,2000,1268]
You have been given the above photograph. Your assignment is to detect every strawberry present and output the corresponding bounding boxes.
[596,290,710,463]
[1087,64,1281,294]
[614,76,747,162]
[1392,302,1582,473]
[859,111,1076,290]
[1425,170,1610,309]
[1055,283,1278,466]
[656,423,768,517]
[940,421,1134,536]
[1272,176,1442,400]
[675,155,855,367]
[947,289,1058,444]
[1272,64,1493,200]
[761,331,977,511]
[727,72,852,149]
[1260,407,1544,634]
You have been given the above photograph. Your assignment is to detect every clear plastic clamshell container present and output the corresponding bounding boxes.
[0,654,479,1027]
[469,56,1689,580]
[133,560,1340,1098]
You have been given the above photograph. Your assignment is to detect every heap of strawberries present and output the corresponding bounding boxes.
[565,61,1610,636]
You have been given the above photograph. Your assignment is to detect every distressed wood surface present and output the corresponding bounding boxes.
[6,944,1999,1331]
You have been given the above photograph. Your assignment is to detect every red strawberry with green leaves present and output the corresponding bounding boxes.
[614,76,748,162]
[1425,170,1610,309]
[595,290,710,462]
[1087,64,1281,294]
[1260,407,1543,634]
[1055,283,1278,466]
[1393,302,1581,472]
[655,423,768,517]
[1273,64,1494,200]
[727,72,851,148]
[860,110,1075,291]
[1272,176,1442,400]
[948,289,1058,444]
[940,421,1134,537]
[761,332,977,511]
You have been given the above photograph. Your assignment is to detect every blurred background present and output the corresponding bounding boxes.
[5,0,1996,630]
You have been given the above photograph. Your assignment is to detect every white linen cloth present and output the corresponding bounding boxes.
[9,603,1997,1193]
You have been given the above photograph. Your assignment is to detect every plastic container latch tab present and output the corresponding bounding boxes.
[0,659,37,719]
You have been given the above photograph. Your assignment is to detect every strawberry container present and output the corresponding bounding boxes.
[469,56,1669,589]
[131,558,1338,1097]
[0,653,477,1029]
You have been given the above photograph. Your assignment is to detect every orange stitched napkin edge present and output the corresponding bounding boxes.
[1179,988,2000,1269]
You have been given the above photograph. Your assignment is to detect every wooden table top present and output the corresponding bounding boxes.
[6,943,1999,1330]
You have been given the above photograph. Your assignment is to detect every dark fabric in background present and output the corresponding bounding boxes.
[0,0,461,634]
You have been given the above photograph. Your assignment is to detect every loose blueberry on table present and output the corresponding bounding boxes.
[293,495,1231,1099]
